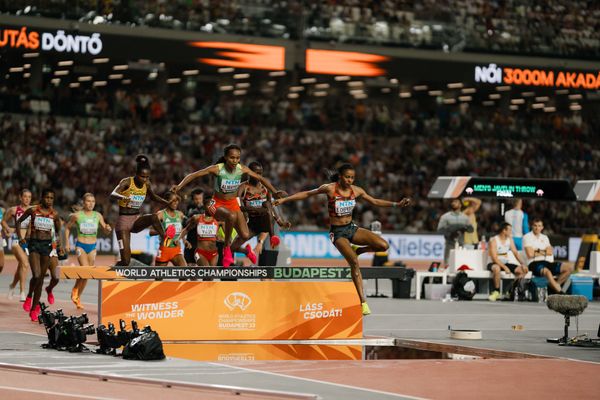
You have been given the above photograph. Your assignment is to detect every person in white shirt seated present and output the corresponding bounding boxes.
[523,218,573,294]
[487,222,528,301]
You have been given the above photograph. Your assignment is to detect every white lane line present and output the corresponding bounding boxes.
[14,331,47,337]
[47,364,128,370]
[369,313,600,317]
[127,370,247,377]
[365,328,599,331]
[209,362,428,400]
[0,385,120,400]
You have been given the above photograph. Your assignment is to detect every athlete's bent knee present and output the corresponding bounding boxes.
[377,239,389,252]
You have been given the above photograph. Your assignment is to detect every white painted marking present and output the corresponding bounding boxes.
[127,370,247,377]
[369,313,600,317]
[365,328,578,331]
[0,385,120,400]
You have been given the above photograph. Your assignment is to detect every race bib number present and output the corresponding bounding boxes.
[129,194,145,209]
[34,216,54,231]
[197,223,218,238]
[220,179,241,193]
[335,199,356,216]
[80,220,98,235]
[247,199,266,208]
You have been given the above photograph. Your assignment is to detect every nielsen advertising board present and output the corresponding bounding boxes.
[281,232,445,260]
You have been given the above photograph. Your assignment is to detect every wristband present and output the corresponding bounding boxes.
[392,202,398,208]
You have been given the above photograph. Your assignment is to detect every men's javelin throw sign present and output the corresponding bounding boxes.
[428,176,576,201]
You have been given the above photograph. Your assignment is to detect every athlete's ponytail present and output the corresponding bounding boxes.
[135,154,151,174]
[327,163,354,182]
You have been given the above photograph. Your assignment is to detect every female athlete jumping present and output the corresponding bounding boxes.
[274,164,411,315]
[173,144,286,267]
[110,155,168,265]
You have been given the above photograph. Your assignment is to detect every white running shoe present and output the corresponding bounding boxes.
[7,286,15,300]
[20,291,26,302]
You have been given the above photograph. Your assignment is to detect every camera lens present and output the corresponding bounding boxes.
[84,325,95,335]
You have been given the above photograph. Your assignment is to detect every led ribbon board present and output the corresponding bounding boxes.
[428,176,576,200]
[574,180,600,201]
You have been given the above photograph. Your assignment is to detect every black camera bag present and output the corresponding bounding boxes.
[122,330,165,361]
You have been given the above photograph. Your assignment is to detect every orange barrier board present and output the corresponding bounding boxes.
[101,281,362,341]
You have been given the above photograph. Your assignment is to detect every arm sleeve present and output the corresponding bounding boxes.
[522,233,532,248]
[437,214,448,231]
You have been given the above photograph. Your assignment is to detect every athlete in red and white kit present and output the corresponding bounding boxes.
[17,189,62,322]
[179,191,220,266]
[274,164,411,315]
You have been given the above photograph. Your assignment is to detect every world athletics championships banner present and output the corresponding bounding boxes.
[100,281,362,341]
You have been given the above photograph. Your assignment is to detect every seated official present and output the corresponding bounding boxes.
[487,222,528,302]
[523,218,573,294]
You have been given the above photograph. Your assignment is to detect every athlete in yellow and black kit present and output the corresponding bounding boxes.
[110,154,168,266]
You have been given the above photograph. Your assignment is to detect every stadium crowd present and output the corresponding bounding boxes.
[1,83,599,237]
[2,0,599,58]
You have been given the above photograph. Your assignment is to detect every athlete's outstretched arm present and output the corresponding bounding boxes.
[146,182,168,206]
[1,207,14,237]
[53,214,62,251]
[265,193,291,229]
[63,213,78,253]
[99,214,112,233]
[273,185,330,206]
[110,177,131,202]
[178,215,198,247]
[242,166,287,199]
[173,165,219,193]
[354,186,411,208]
